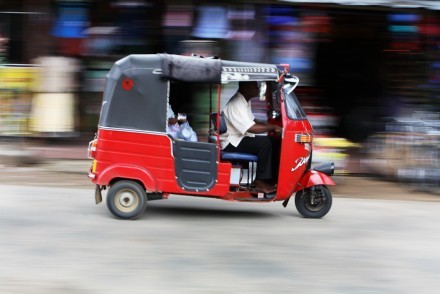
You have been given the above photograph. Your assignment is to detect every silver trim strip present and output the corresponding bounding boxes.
[98,125,168,136]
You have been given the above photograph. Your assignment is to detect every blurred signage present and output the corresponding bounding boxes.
[83,26,120,56]
[387,13,421,51]
[0,65,38,136]
[0,66,39,90]
[192,6,229,39]
[162,5,193,27]
[52,1,89,38]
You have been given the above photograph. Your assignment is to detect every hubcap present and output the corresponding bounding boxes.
[119,191,134,207]
[115,189,139,212]
[304,191,325,212]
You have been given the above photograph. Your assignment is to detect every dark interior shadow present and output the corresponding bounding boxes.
[144,204,278,220]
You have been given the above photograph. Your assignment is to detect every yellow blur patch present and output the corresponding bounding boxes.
[0,66,40,90]
[92,160,97,173]
[314,137,361,148]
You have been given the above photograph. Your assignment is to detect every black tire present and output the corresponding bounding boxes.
[106,180,147,220]
[295,185,332,218]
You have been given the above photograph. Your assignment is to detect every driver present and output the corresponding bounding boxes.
[220,81,282,193]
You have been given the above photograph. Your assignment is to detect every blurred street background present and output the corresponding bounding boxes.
[3,0,440,193]
[0,0,439,221]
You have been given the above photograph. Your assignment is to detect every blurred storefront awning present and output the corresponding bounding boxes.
[280,0,440,10]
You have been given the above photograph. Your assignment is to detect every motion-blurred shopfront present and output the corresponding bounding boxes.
[1,0,440,142]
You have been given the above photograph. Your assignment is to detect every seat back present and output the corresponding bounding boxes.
[210,112,227,134]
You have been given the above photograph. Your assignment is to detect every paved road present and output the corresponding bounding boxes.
[2,160,440,202]
[1,184,440,293]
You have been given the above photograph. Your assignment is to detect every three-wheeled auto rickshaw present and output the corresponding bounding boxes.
[88,53,335,219]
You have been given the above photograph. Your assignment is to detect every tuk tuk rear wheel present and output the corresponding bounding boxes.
[295,185,332,218]
[106,180,147,220]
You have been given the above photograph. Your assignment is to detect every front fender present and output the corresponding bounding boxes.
[95,164,156,191]
[297,170,336,190]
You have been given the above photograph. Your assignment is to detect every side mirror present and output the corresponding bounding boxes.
[284,76,299,94]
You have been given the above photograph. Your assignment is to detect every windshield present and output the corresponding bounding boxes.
[283,87,307,120]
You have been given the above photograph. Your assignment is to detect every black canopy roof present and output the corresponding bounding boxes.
[99,54,282,132]
[109,53,281,84]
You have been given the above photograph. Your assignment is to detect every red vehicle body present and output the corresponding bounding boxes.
[88,54,335,219]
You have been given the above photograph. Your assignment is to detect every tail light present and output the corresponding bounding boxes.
[88,139,97,159]
[295,133,313,143]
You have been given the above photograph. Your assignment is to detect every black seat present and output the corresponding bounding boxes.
[211,112,228,134]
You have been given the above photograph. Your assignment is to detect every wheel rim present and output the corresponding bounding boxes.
[114,189,139,213]
[303,190,326,212]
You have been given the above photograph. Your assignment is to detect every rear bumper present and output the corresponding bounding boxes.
[88,167,96,180]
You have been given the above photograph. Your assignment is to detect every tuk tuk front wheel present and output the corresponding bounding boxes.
[295,185,332,218]
[106,180,147,220]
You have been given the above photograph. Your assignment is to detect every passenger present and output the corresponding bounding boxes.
[167,103,197,142]
[220,81,281,193]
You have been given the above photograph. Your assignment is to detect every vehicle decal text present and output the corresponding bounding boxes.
[291,155,310,172]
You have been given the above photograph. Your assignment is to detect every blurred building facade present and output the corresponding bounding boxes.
[1,0,440,143]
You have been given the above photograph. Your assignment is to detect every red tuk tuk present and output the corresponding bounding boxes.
[88,54,335,219]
